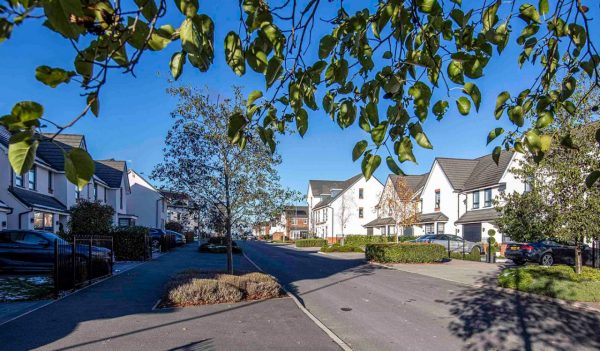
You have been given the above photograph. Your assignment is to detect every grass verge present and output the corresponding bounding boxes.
[497,265,600,302]
[320,244,364,253]
[0,276,53,302]
[163,270,284,307]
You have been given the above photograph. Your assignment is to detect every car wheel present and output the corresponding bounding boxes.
[540,253,554,267]
[151,239,161,253]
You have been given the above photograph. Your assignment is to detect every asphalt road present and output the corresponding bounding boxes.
[241,241,600,351]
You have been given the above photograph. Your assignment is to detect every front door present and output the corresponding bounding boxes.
[463,223,482,242]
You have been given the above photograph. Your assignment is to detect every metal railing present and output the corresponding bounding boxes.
[593,240,600,269]
[54,235,113,294]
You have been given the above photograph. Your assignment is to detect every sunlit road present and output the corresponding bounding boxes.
[241,241,600,351]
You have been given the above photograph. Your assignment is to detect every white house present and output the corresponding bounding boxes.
[160,190,200,232]
[127,170,166,229]
[365,151,526,243]
[94,159,136,227]
[307,174,383,240]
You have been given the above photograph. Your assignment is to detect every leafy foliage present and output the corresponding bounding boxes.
[68,200,115,237]
[110,226,150,261]
[295,238,327,247]
[365,243,446,263]
[165,221,184,233]
[320,244,364,253]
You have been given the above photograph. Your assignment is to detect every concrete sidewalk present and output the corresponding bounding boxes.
[0,244,340,351]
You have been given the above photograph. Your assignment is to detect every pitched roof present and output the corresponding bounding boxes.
[0,200,11,212]
[36,134,86,171]
[285,206,308,217]
[309,174,363,197]
[435,151,515,191]
[416,212,449,223]
[95,159,127,188]
[455,208,500,224]
[389,173,429,194]
[9,187,68,213]
[363,217,395,227]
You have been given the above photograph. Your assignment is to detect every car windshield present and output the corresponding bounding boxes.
[417,235,435,240]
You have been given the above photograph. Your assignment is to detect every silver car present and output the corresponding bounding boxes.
[415,234,482,254]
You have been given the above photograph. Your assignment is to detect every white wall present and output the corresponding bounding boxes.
[420,162,459,234]
[127,171,166,229]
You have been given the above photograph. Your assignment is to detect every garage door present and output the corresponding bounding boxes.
[463,223,482,242]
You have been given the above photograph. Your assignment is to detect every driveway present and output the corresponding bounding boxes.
[241,241,600,351]
[0,244,340,351]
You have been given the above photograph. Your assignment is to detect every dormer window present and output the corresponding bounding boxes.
[473,191,480,209]
[434,190,440,211]
[484,188,492,207]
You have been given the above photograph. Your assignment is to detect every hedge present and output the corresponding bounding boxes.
[295,239,327,247]
[344,235,417,246]
[450,248,482,262]
[320,244,364,253]
[365,243,446,263]
[111,226,151,261]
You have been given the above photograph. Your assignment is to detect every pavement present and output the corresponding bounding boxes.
[0,244,340,351]
[241,241,600,351]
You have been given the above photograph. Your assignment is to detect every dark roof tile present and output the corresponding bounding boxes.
[95,159,126,188]
[9,187,67,212]
[455,208,500,224]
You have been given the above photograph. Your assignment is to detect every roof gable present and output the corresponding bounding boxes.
[436,158,479,190]
[37,134,87,171]
[95,159,127,188]
[462,151,515,191]
[308,174,363,197]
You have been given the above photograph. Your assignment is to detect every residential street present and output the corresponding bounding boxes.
[241,241,600,351]
[0,244,340,351]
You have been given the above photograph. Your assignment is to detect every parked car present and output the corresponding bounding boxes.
[148,228,166,252]
[412,234,482,254]
[166,230,186,246]
[199,237,242,254]
[0,230,111,273]
[505,239,593,266]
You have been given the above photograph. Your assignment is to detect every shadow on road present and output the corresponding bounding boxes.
[437,274,600,351]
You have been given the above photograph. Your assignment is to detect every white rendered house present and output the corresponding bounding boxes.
[127,170,167,229]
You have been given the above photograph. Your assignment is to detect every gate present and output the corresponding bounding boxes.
[54,235,114,293]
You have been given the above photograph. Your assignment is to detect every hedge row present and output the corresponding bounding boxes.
[320,244,364,253]
[344,235,417,246]
[111,226,151,261]
[365,243,446,263]
[450,248,482,262]
[295,239,327,247]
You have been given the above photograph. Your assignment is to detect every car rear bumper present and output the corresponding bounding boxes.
[505,250,538,262]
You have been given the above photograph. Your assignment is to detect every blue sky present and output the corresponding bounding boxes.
[1,2,599,200]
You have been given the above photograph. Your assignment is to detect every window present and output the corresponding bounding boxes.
[94,183,98,200]
[48,172,53,193]
[419,199,423,213]
[472,191,480,209]
[434,190,441,210]
[359,207,364,218]
[359,188,364,199]
[424,224,434,234]
[28,167,36,190]
[119,188,123,209]
[103,187,107,202]
[484,188,492,207]
[291,218,297,225]
[15,172,24,187]
[437,222,445,234]
[524,178,533,193]
[34,212,54,232]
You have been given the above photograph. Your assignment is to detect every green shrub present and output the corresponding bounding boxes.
[165,221,184,233]
[450,248,482,262]
[320,244,364,253]
[344,235,417,246]
[110,226,150,261]
[295,238,327,247]
[365,243,446,263]
[168,279,244,305]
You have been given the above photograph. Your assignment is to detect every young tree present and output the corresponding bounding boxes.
[2,1,599,189]
[380,176,419,242]
[152,86,296,273]
[336,192,354,243]
[495,190,557,243]
[68,200,115,240]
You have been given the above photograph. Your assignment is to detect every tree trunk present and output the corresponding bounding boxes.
[575,243,582,274]
[224,171,233,274]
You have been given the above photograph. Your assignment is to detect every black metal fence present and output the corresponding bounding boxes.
[592,240,600,269]
[54,235,114,293]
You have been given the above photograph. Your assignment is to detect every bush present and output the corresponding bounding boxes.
[365,243,446,263]
[344,235,416,246]
[450,248,482,262]
[320,244,364,253]
[110,226,150,261]
[67,200,115,241]
[295,238,327,247]
[164,270,282,306]
[165,221,184,233]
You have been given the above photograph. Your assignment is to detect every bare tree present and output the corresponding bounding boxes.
[337,192,355,244]
[380,177,420,243]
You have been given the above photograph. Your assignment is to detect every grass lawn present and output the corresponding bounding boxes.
[0,276,54,302]
[498,265,600,302]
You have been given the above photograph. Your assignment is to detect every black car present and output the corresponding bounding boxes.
[148,228,167,252]
[0,230,111,272]
[505,239,593,266]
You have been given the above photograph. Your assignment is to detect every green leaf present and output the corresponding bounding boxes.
[134,0,158,21]
[568,24,586,48]
[536,111,554,128]
[482,1,500,32]
[361,153,381,181]
[227,112,246,141]
[169,52,186,80]
[0,18,14,44]
[495,91,510,119]
[87,93,99,117]
[35,66,74,88]
[8,130,38,175]
[319,35,336,59]
[371,122,388,146]
[508,105,524,127]
[43,0,85,39]
[386,156,404,175]
[539,134,552,153]
[295,108,308,137]
[265,56,283,88]
[410,123,433,149]
[486,127,504,145]
[525,130,542,151]
[246,44,268,73]
[397,137,416,163]
[519,3,541,24]
[538,0,549,15]
[447,60,464,84]
[462,82,481,112]
[492,146,501,165]
[64,147,95,191]
[224,31,245,76]
[585,171,600,188]
[352,140,368,162]
[337,100,356,129]
[247,90,263,107]
[433,100,449,120]
[174,0,198,17]
[456,97,471,115]
[418,0,436,13]
[12,101,43,122]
